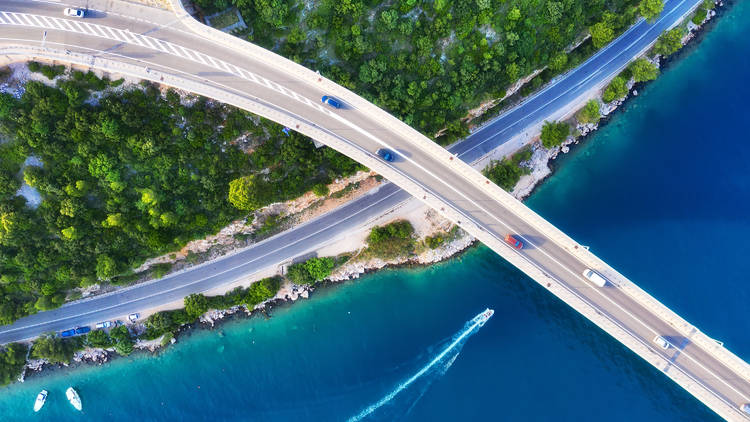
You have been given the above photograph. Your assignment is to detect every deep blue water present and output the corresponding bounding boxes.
[1,2,748,420]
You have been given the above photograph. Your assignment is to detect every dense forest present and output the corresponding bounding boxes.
[0,70,362,324]
[197,0,651,144]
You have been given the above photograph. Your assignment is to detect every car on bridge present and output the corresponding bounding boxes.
[504,234,523,249]
[63,8,85,18]
[377,148,395,162]
[582,268,608,287]
[321,95,342,109]
[653,336,671,350]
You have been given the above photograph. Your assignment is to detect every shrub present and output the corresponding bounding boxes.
[691,8,707,25]
[109,325,134,355]
[184,293,209,319]
[654,27,685,57]
[366,220,415,259]
[602,76,629,102]
[0,343,28,386]
[86,329,113,348]
[40,64,66,80]
[577,100,601,124]
[540,121,570,148]
[312,183,329,196]
[31,335,82,364]
[629,58,659,83]
[27,61,41,72]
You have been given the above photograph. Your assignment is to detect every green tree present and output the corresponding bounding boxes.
[654,27,685,56]
[639,0,664,21]
[0,343,28,386]
[304,257,335,282]
[287,262,314,285]
[184,293,209,319]
[549,52,568,72]
[86,330,113,348]
[109,325,134,355]
[590,21,614,48]
[312,183,329,196]
[228,175,268,211]
[602,76,629,102]
[629,58,659,82]
[540,121,570,148]
[577,100,601,124]
[96,255,118,280]
[31,335,80,364]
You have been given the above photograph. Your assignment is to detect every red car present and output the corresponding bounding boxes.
[504,234,523,249]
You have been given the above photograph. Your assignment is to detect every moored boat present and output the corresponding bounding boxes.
[65,387,82,411]
[33,390,47,412]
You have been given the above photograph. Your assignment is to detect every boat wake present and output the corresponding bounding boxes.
[347,308,493,421]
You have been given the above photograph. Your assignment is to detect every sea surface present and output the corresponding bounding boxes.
[1,2,749,420]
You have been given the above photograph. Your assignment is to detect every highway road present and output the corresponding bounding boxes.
[0,0,748,419]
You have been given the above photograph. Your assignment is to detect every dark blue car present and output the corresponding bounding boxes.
[321,95,342,109]
[60,329,76,338]
[75,326,91,335]
[377,148,395,162]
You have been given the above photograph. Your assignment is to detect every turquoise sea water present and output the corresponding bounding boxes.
[2,2,749,420]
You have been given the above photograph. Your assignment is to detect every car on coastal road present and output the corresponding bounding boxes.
[740,403,750,415]
[321,95,342,109]
[95,321,114,329]
[128,313,140,322]
[504,234,523,249]
[63,8,85,18]
[377,148,395,162]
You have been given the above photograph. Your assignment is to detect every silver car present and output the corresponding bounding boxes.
[63,8,85,18]
[653,335,670,350]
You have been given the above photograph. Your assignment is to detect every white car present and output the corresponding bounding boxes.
[128,313,140,322]
[653,335,671,350]
[63,8,85,18]
[740,403,750,415]
[95,321,113,329]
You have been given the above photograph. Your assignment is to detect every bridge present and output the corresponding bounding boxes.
[0,0,748,419]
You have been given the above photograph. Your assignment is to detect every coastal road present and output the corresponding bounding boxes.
[0,0,748,420]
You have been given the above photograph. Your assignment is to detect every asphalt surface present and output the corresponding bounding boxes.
[0,0,748,418]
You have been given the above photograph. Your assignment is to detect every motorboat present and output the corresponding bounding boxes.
[66,387,82,411]
[33,389,47,412]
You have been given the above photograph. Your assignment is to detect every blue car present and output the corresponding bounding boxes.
[377,148,395,162]
[60,329,76,338]
[75,326,91,335]
[321,95,342,109]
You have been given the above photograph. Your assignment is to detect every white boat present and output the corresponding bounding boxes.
[473,308,494,328]
[66,387,82,411]
[33,390,47,412]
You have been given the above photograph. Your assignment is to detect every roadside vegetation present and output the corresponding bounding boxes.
[196,0,656,145]
[362,220,416,259]
[0,68,363,325]
[0,343,27,386]
[483,146,532,191]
